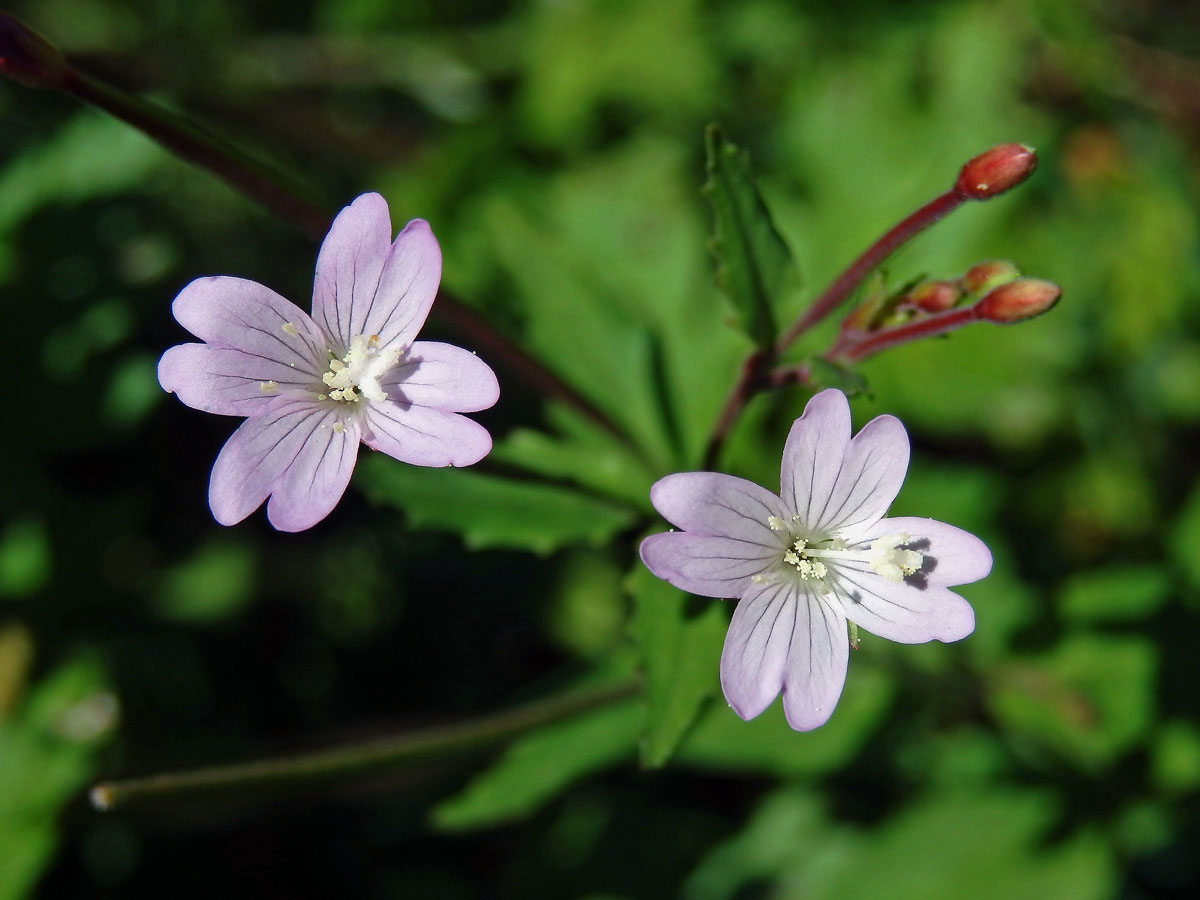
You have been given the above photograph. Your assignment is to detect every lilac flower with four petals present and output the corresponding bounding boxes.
[640,389,991,731]
[159,193,499,531]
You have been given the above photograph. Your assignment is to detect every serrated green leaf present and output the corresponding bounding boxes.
[431,695,641,831]
[702,124,798,349]
[627,562,726,767]
[359,456,639,555]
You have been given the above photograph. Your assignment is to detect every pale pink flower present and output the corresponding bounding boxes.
[640,389,991,730]
[159,193,498,531]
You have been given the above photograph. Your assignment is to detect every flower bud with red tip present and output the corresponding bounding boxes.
[0,12,70,89]
[976,278,1061,323]
[963,260,1021,297]
[908,279,962,312]
[956,144,1038,200]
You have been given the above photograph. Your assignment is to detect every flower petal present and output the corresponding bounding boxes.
[781,389,909,536]
[382,341,499,413]
[866,516,993,588]
[208,397,360,531]
[819,412,909,538]
[361,400,491,467]
[780,593,849,731]
[170,276,326,378]
[780,389,852,528]
[640,533,776,599]
[649,472,791,544]
[720,580,796,721]
[827,563,975,644]
[311,194,441,351]
[158,343,318,416]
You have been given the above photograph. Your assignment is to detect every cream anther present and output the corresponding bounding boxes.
[281,322,299,337]
[783,538,828,580]
[259,380,279,394]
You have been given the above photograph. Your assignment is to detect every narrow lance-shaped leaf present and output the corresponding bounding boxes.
[702,124,800,349]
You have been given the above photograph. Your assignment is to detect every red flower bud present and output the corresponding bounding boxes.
[0,12,69,89]
[908,280,961,312]
[955,143,1038,200]
[962,260,1021,297]
[976,278,1061,323]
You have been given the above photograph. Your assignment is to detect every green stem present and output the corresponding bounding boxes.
[91,679,639,810]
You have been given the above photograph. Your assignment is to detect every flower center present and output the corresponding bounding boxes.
[321,334,401,404]
[766,516,923,584]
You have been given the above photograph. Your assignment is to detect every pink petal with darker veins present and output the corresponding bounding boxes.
[208,397,360,532]
[382,341,500,413]
[311,194,441,353]
[362,400,492,468]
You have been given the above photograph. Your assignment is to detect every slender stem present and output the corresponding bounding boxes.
[64,69,330,239]
[832,305,979,364]
[701,186,970,467]
[702,349,772,469]
[774,188,967,353]
[21,47,634,448]
[91,679,639,811]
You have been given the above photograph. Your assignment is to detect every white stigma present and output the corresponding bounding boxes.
[764,517,924,585]
[321,334,402,404]
[868,534,923,583]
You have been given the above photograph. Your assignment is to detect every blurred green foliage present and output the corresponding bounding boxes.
[4,0,1200,896]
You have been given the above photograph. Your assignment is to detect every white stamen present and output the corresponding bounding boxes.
[767,515,786,531]
[321,335,404,404]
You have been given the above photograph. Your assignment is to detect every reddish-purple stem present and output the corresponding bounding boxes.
[775,187,967,352]
[19,50,633,448]
[834,305,979,364]
[704,186,970,468]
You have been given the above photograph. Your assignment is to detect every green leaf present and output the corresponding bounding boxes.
[702,124,798,349]
[675,663,893,777]
[358,456,639,555]
[987,633,1156,770]
[805,357,869,397]
[627,562,726,767]
[0,650,117,900]
[431,694,641,831]
[1058,564,1170,623]
[490,419,655,514]
[156,538,257,624]
[685,787,1114,900]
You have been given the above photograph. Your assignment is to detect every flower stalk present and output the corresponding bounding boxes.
[91,679,639,811]
[703,144,1040,467]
